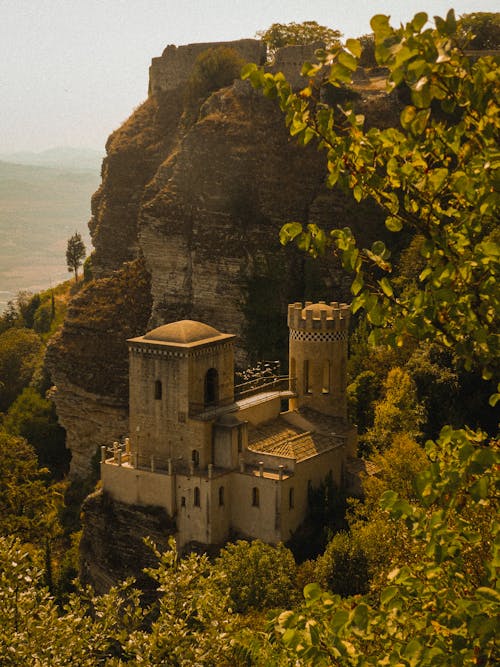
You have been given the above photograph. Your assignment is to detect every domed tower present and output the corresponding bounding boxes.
[127,320,235,469]
[288,301,350,419]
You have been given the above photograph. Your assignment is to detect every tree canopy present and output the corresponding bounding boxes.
[257,20,342,56]
[458,12,500,50]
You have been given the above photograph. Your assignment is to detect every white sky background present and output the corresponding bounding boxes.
[1,0,497,154]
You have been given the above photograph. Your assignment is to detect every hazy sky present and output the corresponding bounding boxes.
[1,1,497,154]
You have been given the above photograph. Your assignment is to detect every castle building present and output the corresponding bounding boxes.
[100,301,357,548]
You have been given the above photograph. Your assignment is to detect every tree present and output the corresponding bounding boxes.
[0,431,60,545]
[457,12,500,50]
[214,539,298,613]
[365,367,425,450]
[244,10,499,381]
[3,387,68,477]
[0,327,43,412]
[257,20,342,57]
[65,232,86,282]
[184,46,245,119]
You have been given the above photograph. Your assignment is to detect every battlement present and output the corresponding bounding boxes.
[288,301,350,332]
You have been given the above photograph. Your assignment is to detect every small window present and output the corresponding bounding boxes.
[289,487,295,509]
[192,449,200,467]
[252,487,259,507]
[181,496,186,508]
[218,486,225,506]
[304,360,312,394]
[154,380,162,400]
[204,368,219,406]
[322,361,330,394]
[194,486,200,507]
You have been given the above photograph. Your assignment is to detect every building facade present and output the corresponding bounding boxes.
[101,301,357,548]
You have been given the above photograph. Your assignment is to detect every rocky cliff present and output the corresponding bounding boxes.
[80,489,175,594]
[47,40,395,479]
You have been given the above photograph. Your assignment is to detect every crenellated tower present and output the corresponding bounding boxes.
[288,301,350,419]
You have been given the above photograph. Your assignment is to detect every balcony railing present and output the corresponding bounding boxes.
[234,375,296,400]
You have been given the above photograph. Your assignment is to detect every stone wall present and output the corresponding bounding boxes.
[149,38,326,96]
[149,38,267,94]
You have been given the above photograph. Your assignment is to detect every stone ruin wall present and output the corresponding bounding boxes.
[148,38,323,95]
[149,38,267,94]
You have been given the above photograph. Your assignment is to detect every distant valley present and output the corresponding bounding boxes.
[0,153,101,311]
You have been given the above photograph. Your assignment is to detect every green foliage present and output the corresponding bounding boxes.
[315,531,369,597]
[457,12,500,50]
[0,327,43,412]
[288,474,348,562]
[184,46,245,120]
[243,10,500,379]
[365,367,425,450]
[3,387,68,477]
[215,539,298,613]
[33,302,52,333]
[264,429,499,665]
[0,431,61,545]
[122,537,237,665]
[66,231,86,282]
[257,20,342,57]
[347,369,381,435]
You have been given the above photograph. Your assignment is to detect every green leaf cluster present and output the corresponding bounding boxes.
[243,10,500,379]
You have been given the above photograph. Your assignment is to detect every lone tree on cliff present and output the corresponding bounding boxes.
[66,232,86,282]
[256,20,342,57]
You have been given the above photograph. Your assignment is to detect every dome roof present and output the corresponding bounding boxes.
[143,320,222,344]
[301,302,335,318]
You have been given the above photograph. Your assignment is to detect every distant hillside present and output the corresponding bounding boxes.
[0,160,100,311]
[0,147,104,172]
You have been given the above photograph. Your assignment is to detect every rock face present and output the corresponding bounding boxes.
[48,40,394,479]
[80,490,175,594]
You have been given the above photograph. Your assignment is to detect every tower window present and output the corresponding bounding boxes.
[191,449,200,468]
[194,486,200,507]
[252,487,259,507]
[181,496,186,508]
[219,486,225,506]
[289,487,295,509]
[204,368,219,406]
[322,360,331,394]
[154,380,162,400]
[304,360,312,394]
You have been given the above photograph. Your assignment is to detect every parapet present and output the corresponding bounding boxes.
[149,39,267,95]
[288,301,350,332]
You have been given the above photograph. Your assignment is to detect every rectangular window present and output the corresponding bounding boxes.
[304,360,312,394]
[322,361,330,394]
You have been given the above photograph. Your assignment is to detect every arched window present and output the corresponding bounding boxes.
[252,487,259,507]
[322,360,331,394]
[154,380,162,400]
[191,449,200,468]
[289,487,295,509]
[204,368,219,406]
[218,486,225,506]
[194,486,200,507]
